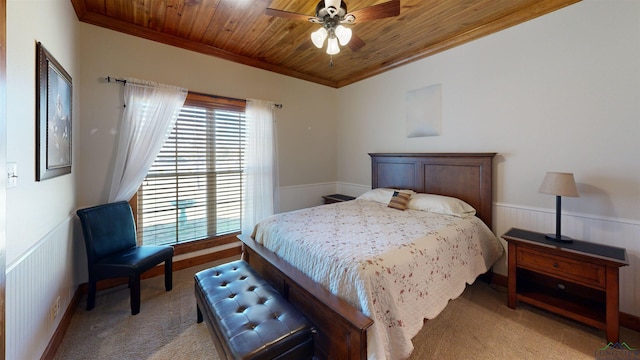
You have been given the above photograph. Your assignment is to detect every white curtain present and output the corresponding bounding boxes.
[242,99,279,236]
[108,78,187,202]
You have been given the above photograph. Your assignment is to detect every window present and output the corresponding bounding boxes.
[135,93,246,246]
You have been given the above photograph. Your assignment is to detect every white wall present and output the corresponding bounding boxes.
[6,0,79,265]
[5,1,640,358]
[5,4,338,358]
[6,0,80,358]
[335,0,640,315]
[337,0,639,221]
[76,24,338,208]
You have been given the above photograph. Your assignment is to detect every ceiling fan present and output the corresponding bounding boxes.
[266,0,400,55]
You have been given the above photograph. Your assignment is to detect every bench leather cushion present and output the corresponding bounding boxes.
[195,260,313,360]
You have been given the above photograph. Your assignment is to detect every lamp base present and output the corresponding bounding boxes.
[545,234,573,243]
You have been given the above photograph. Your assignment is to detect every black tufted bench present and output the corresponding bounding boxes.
[195,260,315,360]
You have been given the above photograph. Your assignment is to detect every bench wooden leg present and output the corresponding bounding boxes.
[197,304,203,323]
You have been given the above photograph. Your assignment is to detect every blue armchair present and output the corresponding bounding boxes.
[76,201,174,315]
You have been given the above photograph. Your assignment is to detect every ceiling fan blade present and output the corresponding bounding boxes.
[265,8,312,22]
[347,33,366,52]
[350,0,400,22]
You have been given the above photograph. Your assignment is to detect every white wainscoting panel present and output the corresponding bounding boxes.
[279,182,337,212]
[494,203,640,317]
[6,215,76,360]
[6,194,636,359]
[337,182,370,198]
[259,185,640,317]
[279,182,370,212]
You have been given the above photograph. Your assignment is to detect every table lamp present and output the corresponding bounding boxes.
[538,172,579,242]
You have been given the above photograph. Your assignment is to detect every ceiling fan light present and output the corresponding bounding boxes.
[326,37,340,55]
[335,25,352,45]
[311,27,328,48]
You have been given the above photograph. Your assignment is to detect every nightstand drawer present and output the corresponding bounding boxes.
[516,247,606,289]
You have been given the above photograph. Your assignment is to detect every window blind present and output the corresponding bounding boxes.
[136,94,246,246]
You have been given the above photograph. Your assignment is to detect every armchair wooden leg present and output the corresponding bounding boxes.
[165,258,173,291]
[87,280,97,311]
[130,275,141,315]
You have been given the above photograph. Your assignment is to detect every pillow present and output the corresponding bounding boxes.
[357,188,415,204]
[388,191,412,210]
[408,193,476,217]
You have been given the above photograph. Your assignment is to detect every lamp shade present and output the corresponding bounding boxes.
[335,25,352,46]
[326,37,340,55]
[538,172,579,197]
[311,27,328,48]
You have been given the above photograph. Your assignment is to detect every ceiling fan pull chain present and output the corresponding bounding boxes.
[330,55,334,68]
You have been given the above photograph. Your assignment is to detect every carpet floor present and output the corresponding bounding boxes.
[53,258,640,359]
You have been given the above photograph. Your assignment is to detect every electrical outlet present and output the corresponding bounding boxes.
[51,296,60,321]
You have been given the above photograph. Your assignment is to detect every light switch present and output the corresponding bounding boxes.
[7,162,17,188]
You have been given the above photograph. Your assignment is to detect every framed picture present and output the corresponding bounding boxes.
[36,42,72,181]
[406,83,442,138]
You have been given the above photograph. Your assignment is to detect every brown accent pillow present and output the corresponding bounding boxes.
[388,191,411,210]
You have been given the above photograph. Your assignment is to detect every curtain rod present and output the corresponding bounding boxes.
[104,76,165,87]
[105,76,127,84]
[106,76,282,108]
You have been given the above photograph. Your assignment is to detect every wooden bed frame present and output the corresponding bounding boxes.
[238,153,496,360]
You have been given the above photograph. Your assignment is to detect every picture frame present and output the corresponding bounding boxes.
[36,42,72,181]
[406,83,442,138]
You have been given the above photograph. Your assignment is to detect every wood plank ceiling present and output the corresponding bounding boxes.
[71,0,580,88]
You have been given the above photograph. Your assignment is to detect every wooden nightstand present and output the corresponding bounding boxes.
[502,228,628,343]
[322,194,356,204]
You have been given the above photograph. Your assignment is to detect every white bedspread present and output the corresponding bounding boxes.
[252,199,504,360]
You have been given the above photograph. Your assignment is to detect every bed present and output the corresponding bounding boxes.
[238,153,504,360]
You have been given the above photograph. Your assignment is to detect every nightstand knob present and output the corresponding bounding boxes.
[557,283,566,290]
[553,262,559,268]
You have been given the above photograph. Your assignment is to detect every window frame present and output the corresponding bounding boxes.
[130,92,246,254]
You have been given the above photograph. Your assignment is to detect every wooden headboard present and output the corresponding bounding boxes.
[370,153,496,228]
